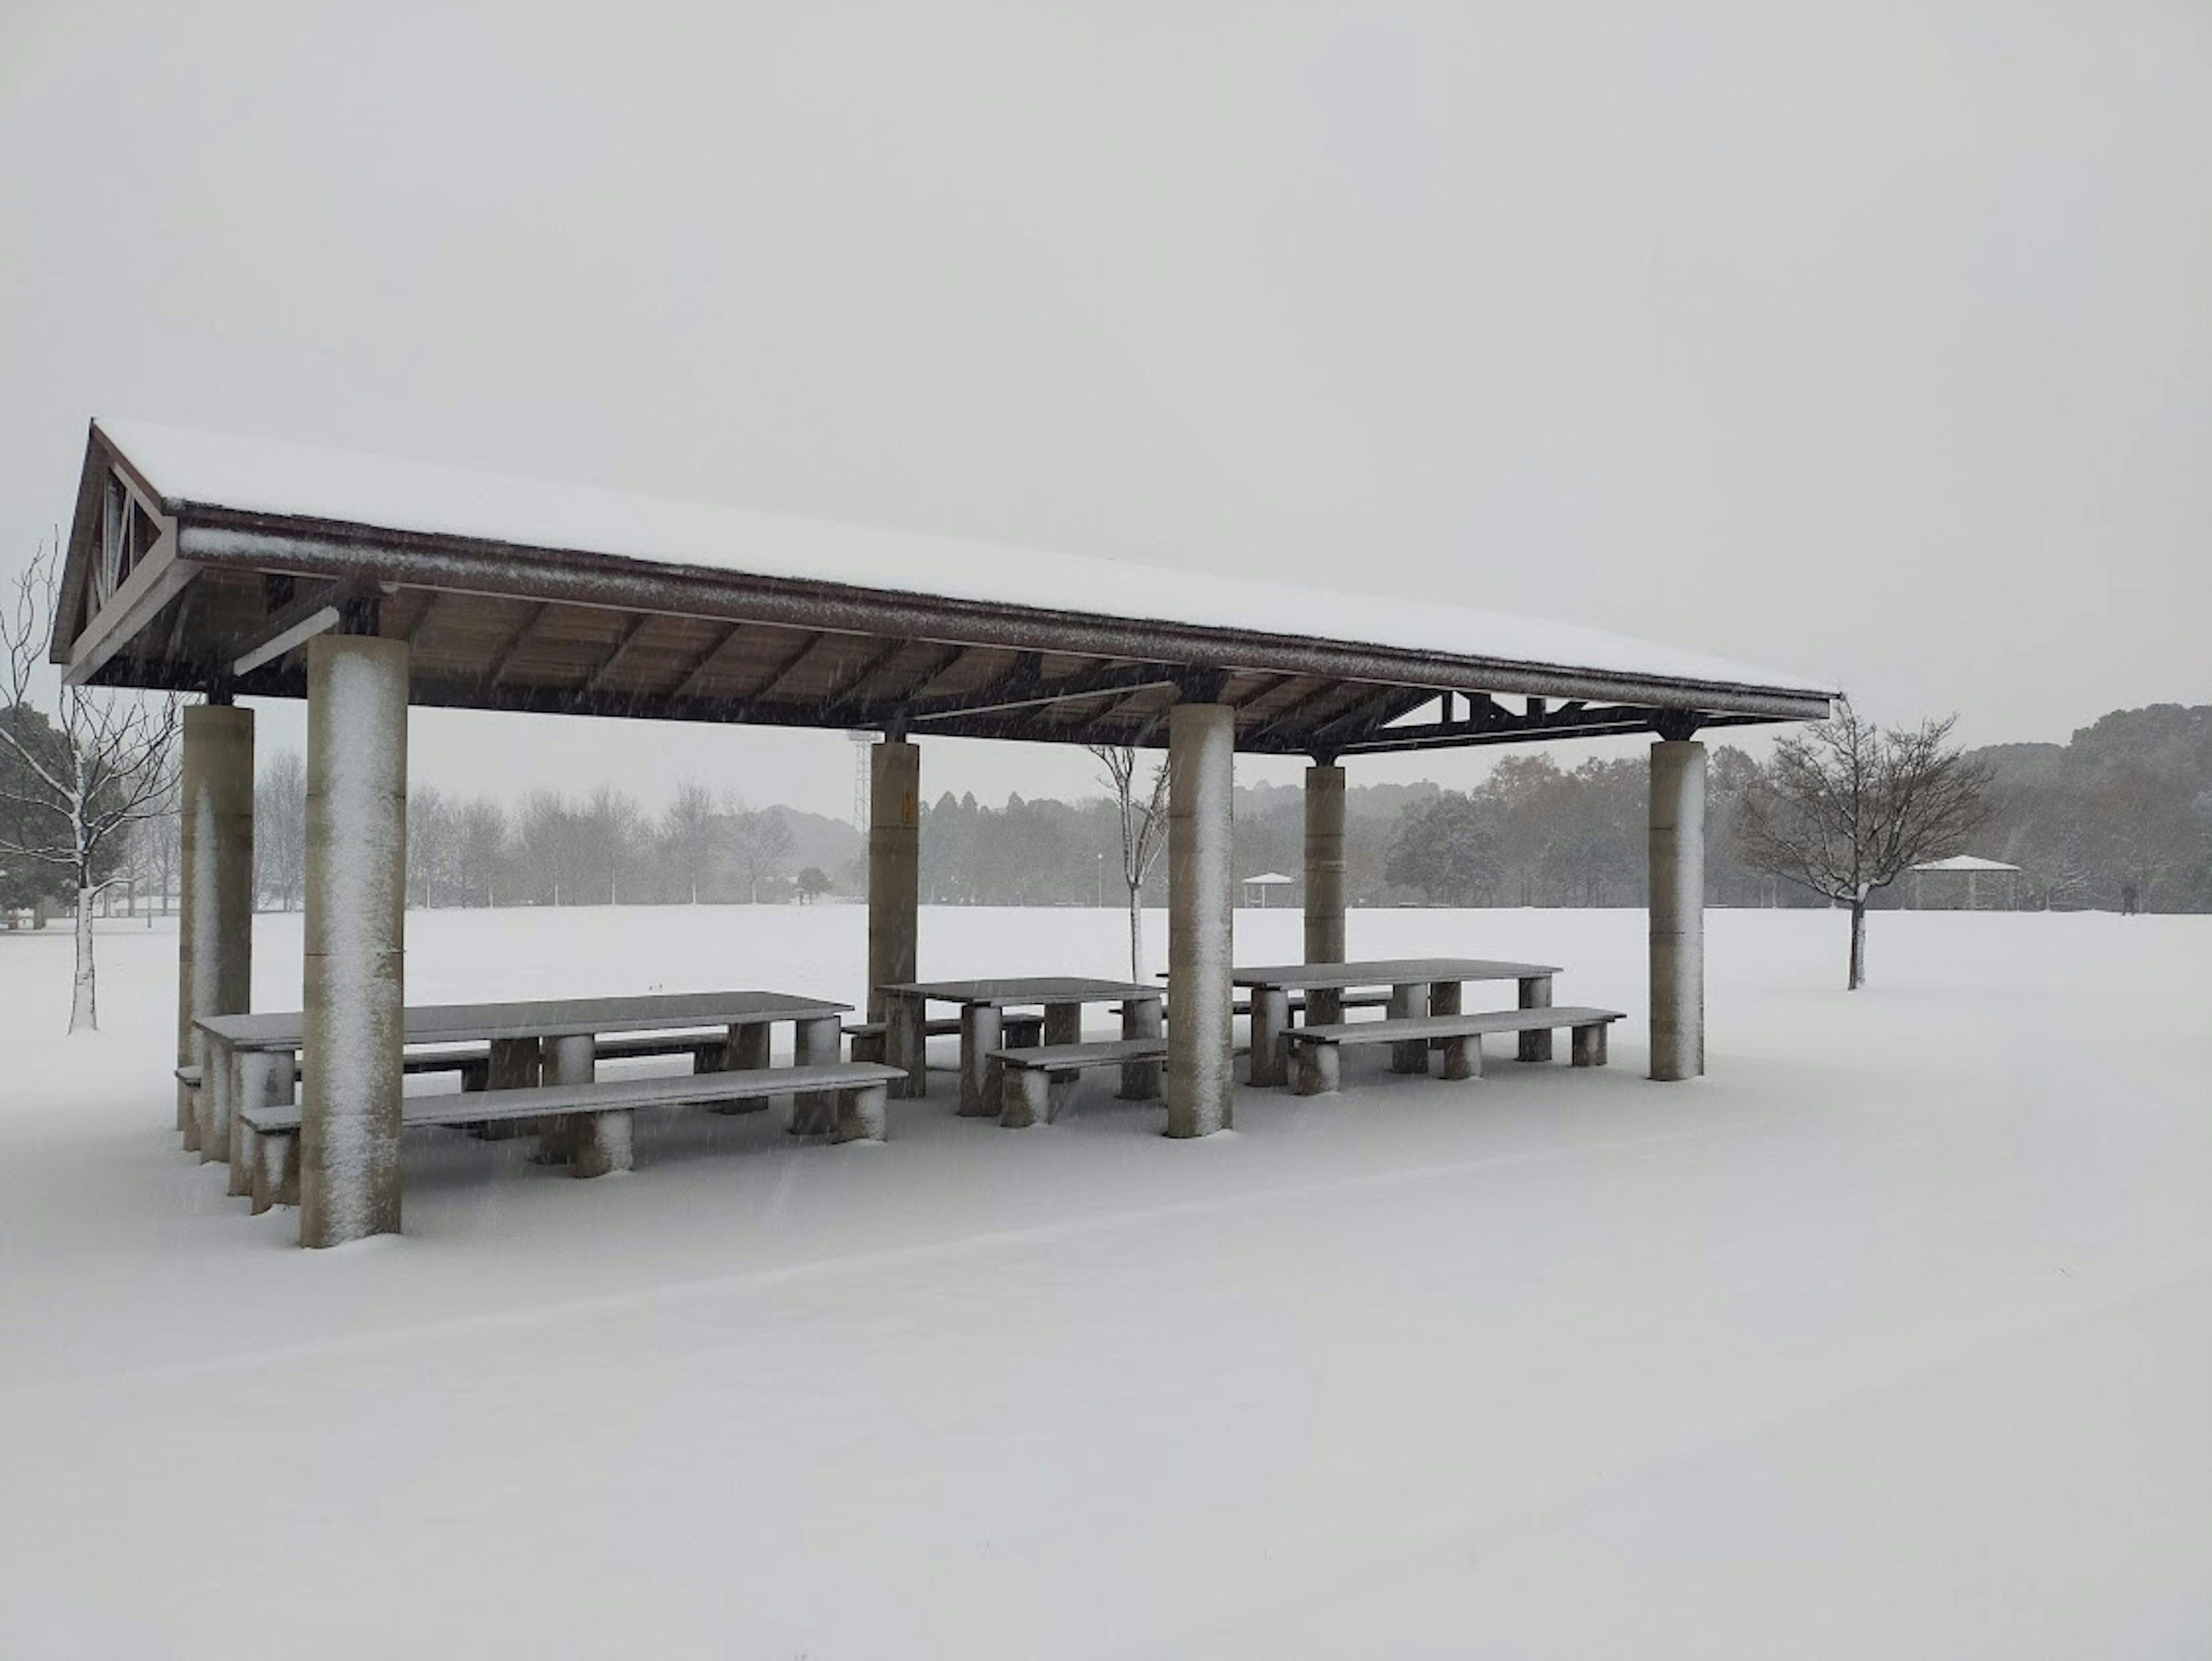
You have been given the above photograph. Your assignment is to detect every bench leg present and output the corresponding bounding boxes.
[1120,995,1164,1100]
[789,1014,841,1134]
[230,1050,296,1199]
[478,1037,541,1139]
[181,1030,207,1152]
[885,993,927,1099]
[1388,983,1430,1074]
[570,1110,633,1178]
[196,1039,233,1166]
[1571,1023,1608,1068]
[1293,1042,1340,1097]
[1441,1034,1483,1081]
[714,1023,771,1111]
[1046,1070,1079,1123]
[1248,987,1290,1087]
[1428,981,1462,1055]
[253,1130,300,1214]
[959,1004,1003,1118]
[1518,975,1554,1062]
[535,1035,593,1162]
[832,1083,888,1144]
[1001,1066,1049,1130]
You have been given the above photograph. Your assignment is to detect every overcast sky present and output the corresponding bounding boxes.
[3,1,2206,823]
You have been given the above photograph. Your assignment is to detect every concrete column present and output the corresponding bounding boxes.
[299,635,408,1249]
[176,703,254,1141]
[1649,740,1706,1081]
[1302,763,1347,1025]
[1166,703,1234,1138]
[866,740,919,1025]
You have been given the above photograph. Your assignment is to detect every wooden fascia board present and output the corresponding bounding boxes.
[169,516,1842,723]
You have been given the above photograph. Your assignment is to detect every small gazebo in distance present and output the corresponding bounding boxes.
[1241,873,1294,909]
[1908,854,2020,911]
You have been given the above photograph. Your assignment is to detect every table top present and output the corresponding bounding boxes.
[1223,958,1560,990]
[884,977,1163,1008]
[198,989,850,1050]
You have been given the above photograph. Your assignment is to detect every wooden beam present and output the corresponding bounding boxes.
[1308,685,1437,749]
[748,631,833,700]
[484,602,551,687]
[816,638,916,721]
[405,592,441,651]
[1239,680,1354,749]
[582,613,653,694]
[668,620,744,701]
[901,659,1186,725]
[230,578,371,678]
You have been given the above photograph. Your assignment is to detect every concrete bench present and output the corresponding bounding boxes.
[844,1012,1041,1065]
[987,1038,1168,1128]
[1283,1007,1624,1096]
[236,1061,907,1213]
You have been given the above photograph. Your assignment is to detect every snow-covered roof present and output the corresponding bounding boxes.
[1912,855,2021,873]
[1243,872,1296,885]
[93,418,1833,702]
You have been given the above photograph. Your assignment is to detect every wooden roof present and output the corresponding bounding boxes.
[52,420,1837,757]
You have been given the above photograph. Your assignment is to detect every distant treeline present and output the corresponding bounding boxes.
[123,701,2212,918]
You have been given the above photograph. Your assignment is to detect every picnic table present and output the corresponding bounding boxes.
[1229,959,1562,1085]
[878,977,1165,1114]
[192,990,852,1187]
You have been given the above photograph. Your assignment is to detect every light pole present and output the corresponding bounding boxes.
[1096,852,1104,908]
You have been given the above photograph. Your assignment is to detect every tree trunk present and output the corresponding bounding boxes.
[1127,890,1145,984]
[1847,901,1868,991]
[69,885,98,1032]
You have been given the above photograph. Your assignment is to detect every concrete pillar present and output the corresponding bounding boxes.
[298,635,408,1248]
[1166,703,1234,1138]
[176,703,254,1141]
[1649,740,1706,1081]
[867,740,919,1026]
[1302,763,1346,1024]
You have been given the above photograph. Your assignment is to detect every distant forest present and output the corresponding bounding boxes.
[18,702,2207,918]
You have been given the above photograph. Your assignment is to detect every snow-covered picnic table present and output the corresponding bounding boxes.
[877,977,1165,1114]
[1226,958,1562,1085]
[190,990,854,1195]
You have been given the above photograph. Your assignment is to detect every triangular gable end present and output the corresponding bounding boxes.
[50,422,180,672]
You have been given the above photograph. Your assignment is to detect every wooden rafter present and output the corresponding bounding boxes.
[582,613,653,694]
[485,602,551,687]
[668,620,744,701]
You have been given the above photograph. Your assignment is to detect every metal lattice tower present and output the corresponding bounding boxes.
[846,730,874,831]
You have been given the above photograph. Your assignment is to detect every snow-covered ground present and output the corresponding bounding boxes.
[2,904,2209,1658]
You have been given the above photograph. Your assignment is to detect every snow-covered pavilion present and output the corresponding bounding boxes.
[52,418,1837,1246]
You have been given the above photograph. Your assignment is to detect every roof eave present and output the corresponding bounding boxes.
[171,509,1842,724]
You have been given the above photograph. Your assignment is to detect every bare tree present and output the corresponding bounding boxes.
[725,799,794,903]
[660,780,721,904]
[407,785,459,908]
[454,797,510,906]
[1738,699,1991,989]
[255,749,308,910]
[1,542,182,1030]
[1088,743,1171,982]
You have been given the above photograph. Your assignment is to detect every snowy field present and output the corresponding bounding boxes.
[3,903,2210,1658]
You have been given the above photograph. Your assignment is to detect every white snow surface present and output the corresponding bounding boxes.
[1912,853,2024,872]
[97,417,1835,698]
[5,903,2210,1656]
